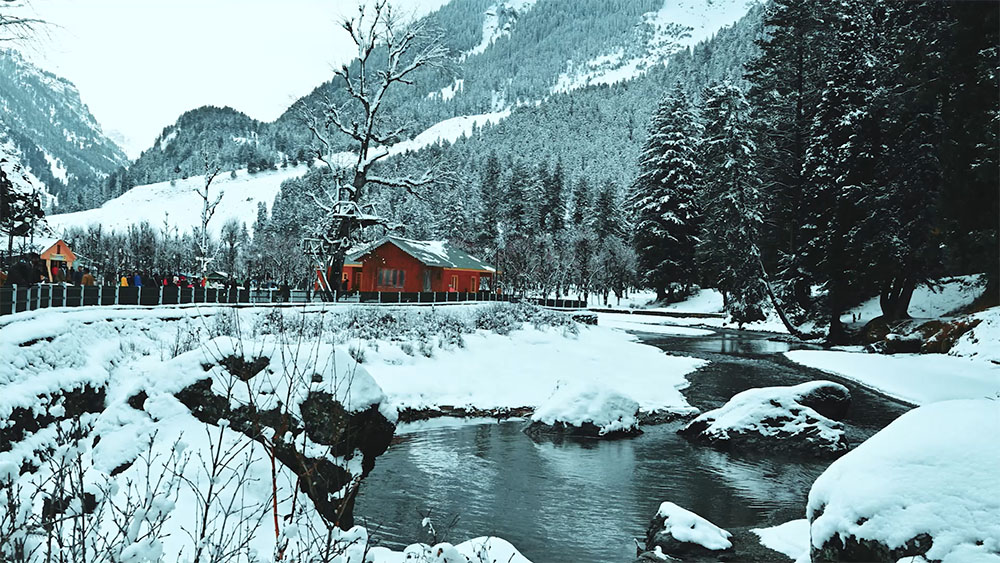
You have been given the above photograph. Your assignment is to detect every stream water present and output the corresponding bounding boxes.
[355,327,911,562]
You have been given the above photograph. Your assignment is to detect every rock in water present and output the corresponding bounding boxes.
[524,383,642,439]
[642,501,733,558]
[808,399,1000,562]
[678,381,850,457]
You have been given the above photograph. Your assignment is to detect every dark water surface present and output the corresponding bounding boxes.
[355,327,911,562]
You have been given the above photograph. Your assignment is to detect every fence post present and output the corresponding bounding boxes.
[115,286,120,306]
[378,291,382,304]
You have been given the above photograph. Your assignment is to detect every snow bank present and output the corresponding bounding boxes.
[752,519,810,563]
[365,322,704,416]
[530,383,640,435]
[595,312,716,336]
[653,501,733,551]
[785,350,1000,405]
[0,305,398,560]
[680,381,849,455]
[949,306,1000,365]
[807,399,1000,562]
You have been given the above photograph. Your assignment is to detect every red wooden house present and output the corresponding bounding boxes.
[341,236,495,292]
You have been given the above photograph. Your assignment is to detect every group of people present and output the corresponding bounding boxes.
[0,254,96,287]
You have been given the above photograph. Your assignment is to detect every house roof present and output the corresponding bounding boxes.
[348,236,495,272]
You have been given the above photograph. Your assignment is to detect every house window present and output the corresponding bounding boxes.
[377,268,405,288]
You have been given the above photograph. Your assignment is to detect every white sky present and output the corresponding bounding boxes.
[19,0,452,158]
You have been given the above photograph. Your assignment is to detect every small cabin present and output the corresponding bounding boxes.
[342,236,495,293]
[34,238,76,282]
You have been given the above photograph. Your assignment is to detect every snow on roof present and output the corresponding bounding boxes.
[31,237,63,254]
[349,236,495,272]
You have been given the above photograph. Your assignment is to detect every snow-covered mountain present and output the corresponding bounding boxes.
[0,49,128,212]
[67,0,761,229]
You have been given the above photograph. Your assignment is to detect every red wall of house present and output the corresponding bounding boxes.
[440,269,492,292]
[360,244,426,292]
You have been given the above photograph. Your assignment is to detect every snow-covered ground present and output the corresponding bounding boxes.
[359,319,704,416]
[5,304,628,560]
[785,349,1000,406]
[841,274,988,325]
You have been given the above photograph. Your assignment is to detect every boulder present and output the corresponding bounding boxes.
[808,399,1000,562]
[524,383,641,439]
[642,502,733,558]
[679,381,850,457]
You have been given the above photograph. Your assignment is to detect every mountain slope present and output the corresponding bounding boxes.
[0,49,128,212]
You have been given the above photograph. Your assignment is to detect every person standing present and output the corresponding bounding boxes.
[73,266,83,286]
[120,275,129,287]
[133,272,142,287]
[81,268,95,286]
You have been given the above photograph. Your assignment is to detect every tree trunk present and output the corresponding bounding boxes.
[879,276,915,322]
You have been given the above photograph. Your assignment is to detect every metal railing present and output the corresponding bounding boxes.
[0,286,587,316]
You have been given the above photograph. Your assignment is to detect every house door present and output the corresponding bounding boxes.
[423,270,431,292]
[353,272,361,291]
[450,275,458,291]
[470,276,478,292]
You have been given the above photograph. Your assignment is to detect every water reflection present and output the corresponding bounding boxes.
[355,422,826,562]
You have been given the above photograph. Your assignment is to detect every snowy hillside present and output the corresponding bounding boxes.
[48,110,511,237]
[551,0,757,94]
[47,165,306,237]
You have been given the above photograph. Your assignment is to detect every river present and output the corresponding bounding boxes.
[354,327,912,562]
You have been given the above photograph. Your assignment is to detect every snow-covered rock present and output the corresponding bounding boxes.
[524,383,642,438]
[679,381,850,457]
[642,501,733,558]
[369,536,532,562]
[807,399,1000,562]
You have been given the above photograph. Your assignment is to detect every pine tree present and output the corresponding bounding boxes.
[745,0,824,313]
[540,159,566,234]
[697,81,767,325]
[570,177,591,229]
[629,84,701,301]
[800,0,878,341]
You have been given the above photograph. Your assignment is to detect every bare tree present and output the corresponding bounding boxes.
[303,0,450,297]
[0,1,45,43]
[195,158,224,281]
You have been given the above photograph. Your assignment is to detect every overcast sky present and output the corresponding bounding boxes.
[20,0,452,157]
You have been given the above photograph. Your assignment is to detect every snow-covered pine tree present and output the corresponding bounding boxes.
[540,159,566,234]
[801,0,878,342]
[855,0,948,322]
[629,84,701,301]
[745,0,825,315]
[696,81,768,325]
